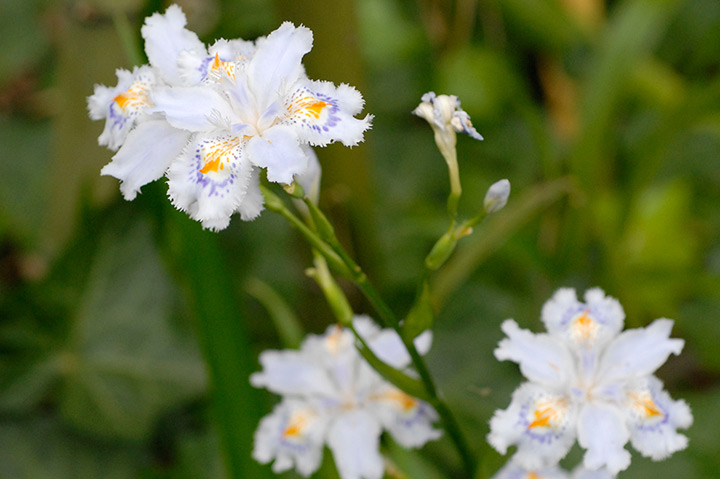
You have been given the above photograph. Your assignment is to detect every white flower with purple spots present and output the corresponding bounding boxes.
[487,288,692,475]
[89,5,372,230]
[251,316,441,479]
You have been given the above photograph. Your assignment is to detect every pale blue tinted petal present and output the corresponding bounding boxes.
[246,22,313,112]
[570,466,615,479]
[141,4,205,84]
[492,461,569,479]
[151,86,234,132]
[253,399,328,477]
[284,80,372,147]
[577,402,631,475]
[596,319,684,385]
[488,383,577,470]
[245,125,308,184]
[88,66,155,150]
[101,119,189,200]
[368,385,441,448]
[237,167,264,221]
[327,410,384,479]
[166,133,252,231]
[250,348,337,398]
[625,376,692,461]
[541,288,624,351]
[495,319,575,388]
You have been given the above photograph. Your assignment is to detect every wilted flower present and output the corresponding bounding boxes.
[251,316,441,479]
[488,288,692,475]
[89,5,372,230]
[413,92,483,143]
[413,92,483,217]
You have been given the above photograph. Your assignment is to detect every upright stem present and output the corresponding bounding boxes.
[352,274,476,476]
[265,188,477,476]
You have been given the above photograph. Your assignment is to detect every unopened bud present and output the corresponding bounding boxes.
[484,179,510,213]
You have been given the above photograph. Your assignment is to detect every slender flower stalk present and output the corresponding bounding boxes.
[413,92,483,219]
[268,189,478,476]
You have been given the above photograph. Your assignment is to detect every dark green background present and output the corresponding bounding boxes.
[1,0,718,477]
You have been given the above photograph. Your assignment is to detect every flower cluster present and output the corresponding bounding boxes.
[251,316,441,479]
[488,288,692,476]
[88,5,372,230]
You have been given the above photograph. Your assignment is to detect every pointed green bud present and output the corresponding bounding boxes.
[283,181,305,199]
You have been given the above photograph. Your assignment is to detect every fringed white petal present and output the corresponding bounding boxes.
[88,66,155,151]
[625,376,692,461]
[577,402,631,475]
[327,410,384,479]
[252,399,328,477]
[495,319,575,389]
[166,133,252,231]
[492,461,569,479]
[246,22,313,112]
[488,383,577,470]
[250,349,338,398]
[245,125,308,184]
[541,288,625,351]
[101,119,189,200]
[151,86,235,132]
[596,319,684,385]
[368,385,441,448]
[284,80,372,147]
[141,4,205,84]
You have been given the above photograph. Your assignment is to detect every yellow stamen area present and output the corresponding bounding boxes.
[325,325,344,354]
[198,136,243,174]
[283,412,310,438]
[528,398,565,430]
[630,392,664,419]
[113,83,149,112]
[292,96,329,119]
[210,53,236,80]
[373,390,418,412]
[572,309,597,343]
[528,473,541,479]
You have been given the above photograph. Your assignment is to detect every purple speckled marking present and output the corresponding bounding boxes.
[189,136,242,198]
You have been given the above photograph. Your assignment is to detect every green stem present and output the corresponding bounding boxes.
[352,274,476,476]
[265,187,477,476]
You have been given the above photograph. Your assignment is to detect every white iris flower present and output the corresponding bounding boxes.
[492,460,616,479]
[251,316,441,479]
[88,5,372,230]
[488,288,692,475]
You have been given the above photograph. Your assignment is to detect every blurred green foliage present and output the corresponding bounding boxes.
[1,0,719,477]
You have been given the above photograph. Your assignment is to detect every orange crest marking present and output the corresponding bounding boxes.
[199,136,243,174]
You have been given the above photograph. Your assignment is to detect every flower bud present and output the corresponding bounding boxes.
[484,179,510,213]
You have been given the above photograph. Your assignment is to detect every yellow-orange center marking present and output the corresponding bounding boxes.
[283,413,309,438]
[528,473,540,479]
[374,390,418,412]
[573,309,596,342]
[199,137,243,174]
[630,392,664,419]
[292,96,329,119]
[528,406,554,429]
